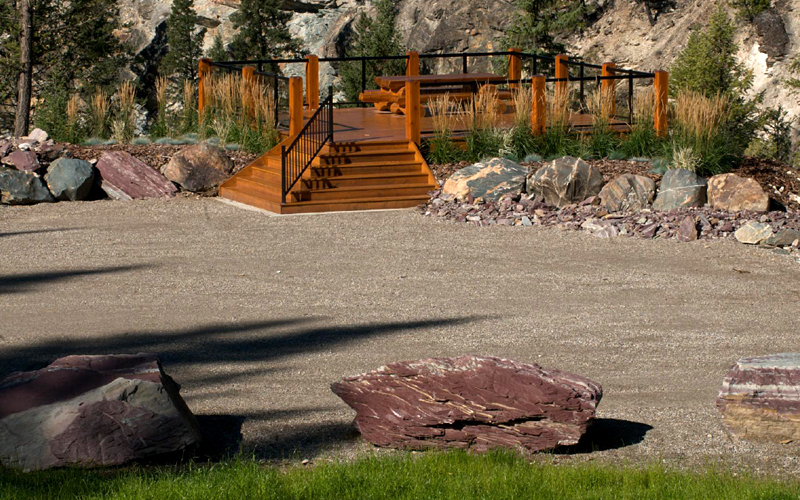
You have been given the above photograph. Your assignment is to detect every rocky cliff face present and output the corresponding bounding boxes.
[120,0,799,135]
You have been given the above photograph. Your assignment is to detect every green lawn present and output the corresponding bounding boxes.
[2,451,797,500]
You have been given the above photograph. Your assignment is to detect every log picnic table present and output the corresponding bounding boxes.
[360,73,513,115]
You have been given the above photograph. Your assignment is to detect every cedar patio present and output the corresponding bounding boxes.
[199,51,668,214]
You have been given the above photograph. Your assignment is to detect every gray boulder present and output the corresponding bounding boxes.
[0,167,54,205]
[598,174,655,212]
[45,158,95,201]
[442,158,527,202]
[526,156,604,207]
[0,354,201,471]
[652,169,707,211]
[162,142,235,192]
[764,229,800,248]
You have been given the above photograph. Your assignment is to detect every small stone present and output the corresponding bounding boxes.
[24,128,49,143]
[677,216,698,242]
[764,229,800,248]
[735,221,774,245]
[521,216,532,226]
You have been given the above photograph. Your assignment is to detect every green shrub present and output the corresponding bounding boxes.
[729,0,771,22]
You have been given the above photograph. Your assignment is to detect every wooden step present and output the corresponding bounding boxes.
[280,194,431,214]
[219,185,282,213]
[291,183,434,202]
[224,176,282,203]
[310,161,424,177]
[317,148,416,165]
[300,172,430,190]
[325,141,410,154]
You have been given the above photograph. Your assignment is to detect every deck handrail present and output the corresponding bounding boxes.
[280,87,334,204]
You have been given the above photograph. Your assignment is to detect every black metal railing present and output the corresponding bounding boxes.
[280,87,334,204]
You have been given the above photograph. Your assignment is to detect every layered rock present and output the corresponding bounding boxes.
[45,158,95,201]
[526,157,605,208]
[652,168,707,211]
[162,142,234,192]
[442,158,527,202]
[717,353,800,442]
[598,173,655,212]
[0,354,201,471]
[735,221,774,244]
[0,167,54,205]
[708,173,769,212]
[95,151,177,200]
[331,355,602,452]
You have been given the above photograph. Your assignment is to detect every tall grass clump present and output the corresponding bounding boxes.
[504,86,538,161]
[618,87,662,158]
[88,88,110,139]
[463,85,505,162]
[670,89,734,175]
[182,79,198,134]
[112,81,137,144]
[426,93,463,164]
[584,86,617,159]
[536,86,578,159]
[150,76,170,139]
[65,94,83,144]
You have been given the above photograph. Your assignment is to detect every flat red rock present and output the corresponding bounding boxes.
[331,355,602,452]
[95,151,177,200]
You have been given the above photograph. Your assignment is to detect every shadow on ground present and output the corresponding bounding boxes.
[555,418,653,454]
[0,265,150,295]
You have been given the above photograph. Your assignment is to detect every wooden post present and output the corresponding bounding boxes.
[198,58,212,115]
[654,70,669,137]
[405,80,421,144]
[508,48,522,89]
[288,76,304,137]
[601,62,616,118]
[531,75,546,137]
[306,55,319,110]
[242,66,255,84]
[14,0,32,137]
[555,54,569,98]
[406,51,419,77]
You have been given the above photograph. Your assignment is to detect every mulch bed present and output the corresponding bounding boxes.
[429,157,800,211]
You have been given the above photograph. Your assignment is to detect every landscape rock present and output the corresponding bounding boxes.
[708,173,769,212]
[2,150,41,173]
[652,168,707,211]
[162,142,234,192]
[442,158,527,202]
[0,354,201,471]
[36,142,66,162]
[764,229,800,248]
[717,353,800,442]
[598,173,655,212]
[331,355,602,452]
[735,221,774,245]
[0,167,54,205]
[95,151,177,200]
[526,156,605,208]
[677,216,698,242]
[45,158,95,201]
[23,128,49,144]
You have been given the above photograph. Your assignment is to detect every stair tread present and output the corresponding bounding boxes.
[287,194,431,207]
[296,183,435,194]
[306,172,426,181]
[320,148,412,158]
[312,160,421,168]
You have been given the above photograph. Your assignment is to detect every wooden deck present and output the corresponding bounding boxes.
[315,107,631,144]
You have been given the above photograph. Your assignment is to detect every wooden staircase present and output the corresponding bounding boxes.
[219,140,437,214]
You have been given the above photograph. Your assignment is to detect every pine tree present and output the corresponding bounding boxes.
[229,0,300,61]
[340,0,406,102]
[207,32,228,61]
[501,0,565,57]
[161,0,206,80]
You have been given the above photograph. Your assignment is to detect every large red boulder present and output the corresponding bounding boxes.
[0,354,201,471]
[331,355,602,452]
[95,151,177,200]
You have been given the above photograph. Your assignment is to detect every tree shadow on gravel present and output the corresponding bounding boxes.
[0,265,151,295]
[554,418,653,454]
[0,228,84,239]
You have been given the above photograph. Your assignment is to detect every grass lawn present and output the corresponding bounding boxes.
[2,451,797,500]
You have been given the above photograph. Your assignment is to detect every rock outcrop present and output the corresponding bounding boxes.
[442,158,527,202]
[0,354,201,471]
[95,151,177,200]
[331,355,602,452]
[0,167,54,205]
[526,157,605,208]
[717,353,800,442]
[708,173,769,213]
[162,142,234,192]
[652,168,707,211]
[598,173,655,212]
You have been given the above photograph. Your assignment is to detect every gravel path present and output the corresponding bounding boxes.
[1,198,800,473]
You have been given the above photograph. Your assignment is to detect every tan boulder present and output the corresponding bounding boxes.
[708,173,769,212]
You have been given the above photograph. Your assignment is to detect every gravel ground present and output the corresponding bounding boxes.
[2,198,800,474]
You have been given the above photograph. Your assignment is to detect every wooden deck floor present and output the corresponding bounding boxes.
[304,107,631,144]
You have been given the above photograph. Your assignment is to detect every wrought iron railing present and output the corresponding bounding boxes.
[280,88,334,204]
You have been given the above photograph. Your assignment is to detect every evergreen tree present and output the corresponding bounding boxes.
[340,0,406,102]
[229,0,300,61]
[207,32,228,61]
[728,0,770,22]
[501,0,566,56]
[670,8,752,98]
[162,0,206,80]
